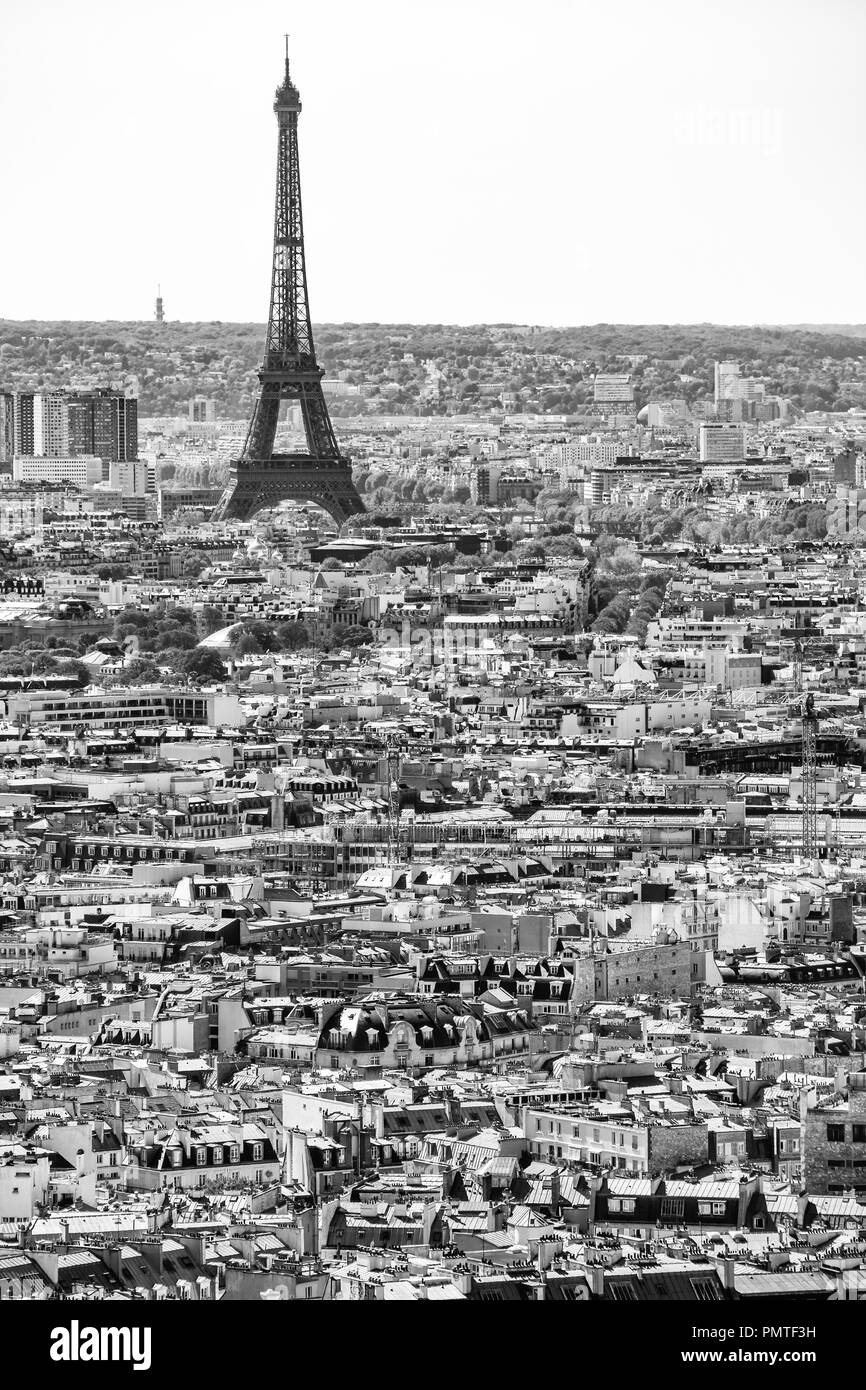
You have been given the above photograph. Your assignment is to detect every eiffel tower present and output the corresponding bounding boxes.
[214,45,364,526]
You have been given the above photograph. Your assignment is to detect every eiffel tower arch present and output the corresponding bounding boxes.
[214,47,365,527]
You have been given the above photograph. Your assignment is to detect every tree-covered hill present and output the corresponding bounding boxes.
[1,320,864,417]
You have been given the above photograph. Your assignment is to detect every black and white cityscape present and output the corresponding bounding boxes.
[1,0,866,1342]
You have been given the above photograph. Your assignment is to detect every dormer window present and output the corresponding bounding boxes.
[196,1147,207,1166]
[212,1146,223,1165]
[252,1143,263,1161]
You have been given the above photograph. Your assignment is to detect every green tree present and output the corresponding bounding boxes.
[180,648,227,682]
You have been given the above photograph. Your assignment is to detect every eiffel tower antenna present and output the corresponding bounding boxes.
[214,42,365,527]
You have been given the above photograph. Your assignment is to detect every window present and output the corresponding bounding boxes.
[229,1145,240,1163]
[196,1148,206,1166]
[827,1124,846,1143]
[853,1125,866,1145]
[212,1147,223,1165]
[171,1149,182,1168]
[252,1143,263,1161]
[661,1198,685,1219]
[698,1201,726,1217]
[692,1281,721,1301]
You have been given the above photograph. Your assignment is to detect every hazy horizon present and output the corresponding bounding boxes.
[3,318,866,332]
[2,0,865,324]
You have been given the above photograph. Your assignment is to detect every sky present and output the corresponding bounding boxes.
[1,0,865,326]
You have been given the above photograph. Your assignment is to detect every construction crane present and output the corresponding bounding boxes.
[802,692,818,858]
[385,735,405,866]
[792,639,803,695]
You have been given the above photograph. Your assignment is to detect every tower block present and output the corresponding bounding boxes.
[214,49,364,527]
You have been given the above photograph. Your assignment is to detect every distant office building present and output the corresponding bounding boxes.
[9,392,35,456]
[108,458,148,497]
[68,390,138,478]
[699,423,746,463]
[547,441,620,466]
[585,470,608,504]
[646,399,690,429]
[833,448,864,487]
[714,360,741,402]
[0,389,137,484]
[12,455,103,487]
[33,393,69,456]
[714,360,766,406]
[470,462,502,506]
[0,492,43,537]
[826,485,866,540]
[188,395,217,424]
[0,393,13,465]
[593,374,635,409]
[714,396,745,423]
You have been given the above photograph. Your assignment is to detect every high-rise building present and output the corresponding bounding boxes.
[0,389,137,481]
[67,390,138,479]
[833,448,863,487]
[0,393,14,465]
[698,423,746,462]
[470,462,502,505]
[11,392,35,456]
[714,361,741,402]
[715,360,767,406]
[33,392,70,456]
[593,374,636,412]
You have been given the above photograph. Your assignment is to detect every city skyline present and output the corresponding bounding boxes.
[2,1,866,1338]
[2,0,865,326]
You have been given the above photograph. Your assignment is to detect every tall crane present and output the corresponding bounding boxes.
[802,693,818,858]
[386,736,404,866]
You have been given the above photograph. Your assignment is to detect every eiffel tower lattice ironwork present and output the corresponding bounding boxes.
[214,47,364,526]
